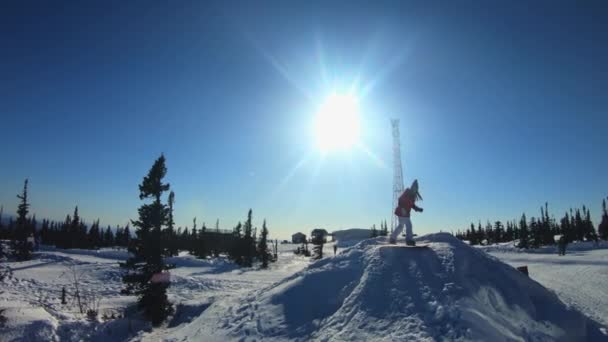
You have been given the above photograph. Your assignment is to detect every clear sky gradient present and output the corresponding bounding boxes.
[1,1,607,239]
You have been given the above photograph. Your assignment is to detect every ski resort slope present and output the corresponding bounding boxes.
[167,233,606,342]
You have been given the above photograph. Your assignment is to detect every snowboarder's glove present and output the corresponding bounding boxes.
[418,208,424,213]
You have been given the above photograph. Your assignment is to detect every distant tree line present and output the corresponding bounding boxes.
[370,220,390,238]
[455,200,608,248]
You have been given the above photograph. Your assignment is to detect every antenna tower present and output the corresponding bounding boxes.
[391,119,405,230]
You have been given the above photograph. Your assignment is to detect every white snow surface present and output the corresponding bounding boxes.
[2,236,607,341]
[0,242,310,341]
[478,240,608,331]
[165,233,606,342]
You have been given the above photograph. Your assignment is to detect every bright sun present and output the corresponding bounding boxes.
[314,93,361,153]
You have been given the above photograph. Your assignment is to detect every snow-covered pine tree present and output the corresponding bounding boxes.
[258,220,270,268]
[121,154,173,326]
[12,179,33,261]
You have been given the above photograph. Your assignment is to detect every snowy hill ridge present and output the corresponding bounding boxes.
[168,233,605,341]
[331,228,371,248]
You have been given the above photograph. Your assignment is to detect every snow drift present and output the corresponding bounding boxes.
[168,233,605,341]
[332,228,371,248]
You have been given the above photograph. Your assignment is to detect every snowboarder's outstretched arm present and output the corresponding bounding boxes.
[413,204,423,213]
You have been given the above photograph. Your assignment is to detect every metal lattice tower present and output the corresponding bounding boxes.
[391,119,405,230]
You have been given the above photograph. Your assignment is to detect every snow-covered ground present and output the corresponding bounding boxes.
[478,241,608,330]
[163,234,606,341]
[2,237,607,341]
[0,242,314,341]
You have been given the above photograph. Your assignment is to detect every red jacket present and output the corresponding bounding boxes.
[394,192,421,218]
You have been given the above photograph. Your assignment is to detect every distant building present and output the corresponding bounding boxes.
[292,232,306,244]
[311,228,329,243]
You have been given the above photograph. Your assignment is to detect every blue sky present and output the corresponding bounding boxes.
[1,1,607,239]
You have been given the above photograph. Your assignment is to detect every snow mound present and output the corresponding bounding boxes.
[0,300,59,342]
[332,228,370,248]
[167,233,605,341]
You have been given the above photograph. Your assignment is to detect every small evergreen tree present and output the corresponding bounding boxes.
[13,179,33,261]
[370,224,378,238]
[258,220,270,268]
[121,155,172,325]
[61,287,67,305]
[379,221,388,236]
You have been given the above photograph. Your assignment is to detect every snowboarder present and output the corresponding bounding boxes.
[390,179,423,245]
[333,244,337,256]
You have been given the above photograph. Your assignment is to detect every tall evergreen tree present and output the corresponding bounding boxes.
[121,155,173,325]
[13,179,33,260]
[574,209,584,241]
[518,213,529,248]
[230,222,243,264]
[242,209,254,267]
[88,219,100,248]
[0,205,6,259]
[164,191,177,256]
[104,226,114,246]
[123,223,131,247]
[599,198,608,240]
[258,220,270,268]
[0,205,4,256]
[189,217,198,255]
[196,222,207,258]
[68,206,81,249]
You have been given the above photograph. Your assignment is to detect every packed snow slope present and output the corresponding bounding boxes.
[169,233,606,342]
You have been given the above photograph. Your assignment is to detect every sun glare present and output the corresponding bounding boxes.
[314,93,361,153]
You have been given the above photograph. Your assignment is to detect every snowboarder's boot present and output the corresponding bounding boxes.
[389,237,397,244]
[405,240,416,246]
